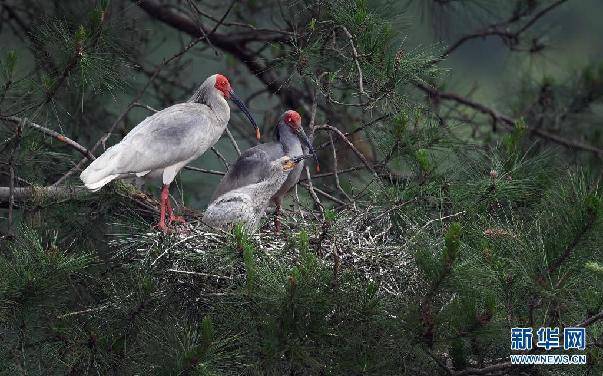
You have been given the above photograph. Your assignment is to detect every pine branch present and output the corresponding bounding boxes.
[547,209,597,275]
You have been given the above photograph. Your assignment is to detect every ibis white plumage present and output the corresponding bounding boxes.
[80,74,259,232]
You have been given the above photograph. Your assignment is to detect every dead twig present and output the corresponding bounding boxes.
[328,130,354,204]
[183,166,225,176]
[417,83,603,157]
[316,124,379,178]
[211,146,229,170]
[1,116,95,160]
[302,90,324,213]
[341,25,368,105]
[225,127,241,156]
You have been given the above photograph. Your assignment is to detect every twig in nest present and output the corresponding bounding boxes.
[301,168,325,213]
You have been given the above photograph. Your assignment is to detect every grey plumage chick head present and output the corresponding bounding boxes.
[276,154,314,172]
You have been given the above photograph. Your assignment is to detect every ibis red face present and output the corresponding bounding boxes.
[283,110,320,172]
[284,110,302,130]
[214,74,232,98]
[215,74,260,140]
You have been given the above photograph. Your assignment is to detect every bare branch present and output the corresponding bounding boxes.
[298,164,371,181]
[301,91,324,212]
[0,185,88,202]
[182,166,225,176]
[225,127,241,156]
[186,0,293,36]
[211,146,229,170]
[1,116,95,160]
[453,362,515,376]
[299,181,343,206]
[134,0,304,109]
[516,0,569,35]
[316,124,380,177]
[328,130,354,203]
[341,25,367,104]
[314,114,390,151]
[417,83,603,157]
[437,0,569,61]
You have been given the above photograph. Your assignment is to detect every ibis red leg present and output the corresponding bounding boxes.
[166,197,186,224]
[156,184,170,233]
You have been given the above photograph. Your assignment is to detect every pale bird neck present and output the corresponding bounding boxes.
[277,124,302,154]
[188,84,230,125]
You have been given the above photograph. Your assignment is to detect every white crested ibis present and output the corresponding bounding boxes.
[80,74,260,232]
[203,154,314,232]
[210,110,318,232]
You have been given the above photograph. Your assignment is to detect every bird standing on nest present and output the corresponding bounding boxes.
[203,155,314,233]
[210,110,319,232]
[80,74,260,232]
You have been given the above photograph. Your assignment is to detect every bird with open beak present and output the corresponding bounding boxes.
[203,154,314,233]
[210,110,319,232]
[80,73,260,233]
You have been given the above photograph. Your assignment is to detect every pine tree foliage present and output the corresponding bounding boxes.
[1,0,602,375]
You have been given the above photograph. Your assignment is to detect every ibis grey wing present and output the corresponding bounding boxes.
[112,103,212,174]
[210,142,284,201]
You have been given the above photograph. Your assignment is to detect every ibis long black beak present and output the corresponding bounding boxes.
[296,126,320,172]
[229,89,260,140]
[291,154,315,164]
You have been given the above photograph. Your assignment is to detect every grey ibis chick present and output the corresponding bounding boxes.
[80,74,260,233]
[203,155,313,233]
[210,110,319,232]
